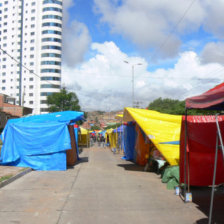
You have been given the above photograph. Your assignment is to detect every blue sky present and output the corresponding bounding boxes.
[62,0,224,111]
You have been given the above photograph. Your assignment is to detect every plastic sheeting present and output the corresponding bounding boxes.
[179,115,224,186]
[186,82,224,110]
[135,125,150,165]
[123,108,182,165]
[113,125,125,133]
[74,127,80,160]
[123,122,136,160]
[79,127,90,147]
[0,111,84,170]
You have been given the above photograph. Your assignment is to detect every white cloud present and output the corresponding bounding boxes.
[93,0,224,61]
[62,41,224,111]
[201,42,224,65]
[93,0,204,59]
[62,0,91,67]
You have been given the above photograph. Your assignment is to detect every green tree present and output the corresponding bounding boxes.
[91,125,101,130]
[147,97,218,115]
[47,87,81,112]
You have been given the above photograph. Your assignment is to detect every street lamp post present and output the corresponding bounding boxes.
[124,61,142,107]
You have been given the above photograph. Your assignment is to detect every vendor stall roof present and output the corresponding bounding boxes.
[185,82,224,110]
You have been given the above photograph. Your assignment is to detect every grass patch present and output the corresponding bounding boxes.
[0,175,13,182]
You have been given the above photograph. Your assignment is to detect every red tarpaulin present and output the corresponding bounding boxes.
[180,115,224,186]
[186,82,224,110]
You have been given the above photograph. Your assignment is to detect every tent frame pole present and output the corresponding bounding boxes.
[184,109,188,201]
[209,114,224,224]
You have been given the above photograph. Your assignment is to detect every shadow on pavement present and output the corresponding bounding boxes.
[191,186,224,224]
[117,163,145,172]
[77,156,89,164]
[67,157,89,169]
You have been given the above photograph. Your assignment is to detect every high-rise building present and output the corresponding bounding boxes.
[0,0,63,114]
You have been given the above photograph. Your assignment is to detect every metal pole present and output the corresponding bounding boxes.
[184,109,188,200]
[132,65,134,107]
[19,0,24,106]
[209,114,224,224]
[208,132,219,224]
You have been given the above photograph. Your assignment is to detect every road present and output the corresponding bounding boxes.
[0,146,206,224]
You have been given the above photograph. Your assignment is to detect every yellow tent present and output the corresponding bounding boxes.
[123,107,182,165]
[79,127,90,147]
[105,128,117,149]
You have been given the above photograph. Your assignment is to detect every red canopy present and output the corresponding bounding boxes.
[185,82,224,110]
[179,115,224,186]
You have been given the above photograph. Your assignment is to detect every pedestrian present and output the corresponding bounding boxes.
[101,135,105,147]
[97,134,101,147]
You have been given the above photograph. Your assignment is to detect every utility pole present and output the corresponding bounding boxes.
[124,61,142,107]
[19,0,24,106]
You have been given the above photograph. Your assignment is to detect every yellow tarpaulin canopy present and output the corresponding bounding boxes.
[123,107,182,165]
[115,113,123,120]
[80,127,88,135]
[105,128,116,148]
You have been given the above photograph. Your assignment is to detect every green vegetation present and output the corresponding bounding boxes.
[147,98,218,115]
[90,125,101,130]
[47,87,81,112]
[0,175,13,183]
[105,123,121,130]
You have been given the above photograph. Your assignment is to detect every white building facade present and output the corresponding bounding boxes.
[0,0,62,114]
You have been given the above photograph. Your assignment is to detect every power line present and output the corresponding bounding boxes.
[0,47,60,86]
[151,0,197,60]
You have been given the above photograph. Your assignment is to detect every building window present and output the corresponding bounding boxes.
[42,22,62,28]
[29,85,34,89]
[41,84,60,88]
[29,93,33,96]
[41,53,61,58]
[42,37,61,43]
[43,7,62,13]
[40,100,48,104]
[40,92,53,96]
[42,30,61,35]
[43,0,62,5]
[29,77,34,81]
[40,108,49,112]
[41,61,61,65]
[41,69,61,73]
[41,77,60,81]
[29,101,33,104]
[42,15,62,20]
[42,45,61,50]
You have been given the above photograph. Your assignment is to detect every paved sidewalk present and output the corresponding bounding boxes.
[0,147,208,224]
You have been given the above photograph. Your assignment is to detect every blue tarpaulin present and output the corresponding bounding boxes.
[74,127,79,160]
[122,123,136,160]
[113,125,125,133]
[0,111,84,171]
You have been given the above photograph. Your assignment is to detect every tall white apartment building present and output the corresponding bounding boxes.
[0,0,63,114]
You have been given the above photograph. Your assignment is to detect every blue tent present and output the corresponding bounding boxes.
[113,125,125,133]
[122,123,136,161]
[0,111,84,171]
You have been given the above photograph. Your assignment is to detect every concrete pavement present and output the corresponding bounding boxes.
[0,147,207,224]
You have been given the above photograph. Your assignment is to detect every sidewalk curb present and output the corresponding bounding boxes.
[0,168,32,189]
